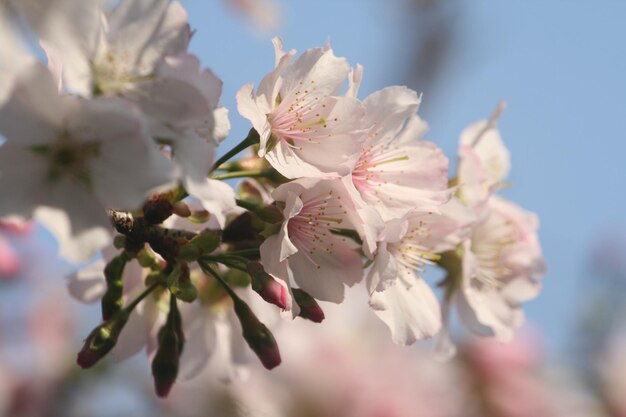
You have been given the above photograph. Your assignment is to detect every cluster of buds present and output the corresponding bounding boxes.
[0,0,545,398]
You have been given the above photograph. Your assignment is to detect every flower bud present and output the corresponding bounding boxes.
[77,310,129,369]
[292,288,325,323]
[255,204,284,224]
[167,263,197,303]
[233,298,281,370]
[101,252,129,321]
[187,210,211,224]
[172,201,191,218]
[190,230,221,253]
[247,262,287,309]
[152,297,184,398]
[143,196,173,225]
[113,235,126,249]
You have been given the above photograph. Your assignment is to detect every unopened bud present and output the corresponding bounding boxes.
[177,243,202,262]
[233,299,281,369]
[292,288,325,323]
[113,235,126,249]
[77,311,129,369]
[167,263,197,303]
[172,201,191,218]
[143,196,173,225]
[247,262,287,309]
[152,297,184,398]
[190,230,221,253]
[255,205,284,224]
[101,253,129,321]
[187,210,211,224]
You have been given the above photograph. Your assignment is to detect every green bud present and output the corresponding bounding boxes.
[167,263,197,303]
[101,253,130,321]
[190,230,221,253]
[113,235,126,249]
[233,298,281,370]
[151,296,184,398]
[77,310,129,369]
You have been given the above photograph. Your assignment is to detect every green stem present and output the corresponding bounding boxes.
[126,283,160,312]
[224,248,261,258]
[212,169,273,181]
[235,198,259,212]
[198,261,240,301]
[209,128,260,174]
[200,255,248,272]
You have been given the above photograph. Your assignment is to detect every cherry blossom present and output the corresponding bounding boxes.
[237,37,367,179]
[349,86,452,222]
[260,178,380,304]
[0,61,174,261]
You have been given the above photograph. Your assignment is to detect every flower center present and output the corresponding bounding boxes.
[389,218,439,274]
[471,216,516,288]
[287,190,348,269]
[91,49,154,95]
[32,132,100,188]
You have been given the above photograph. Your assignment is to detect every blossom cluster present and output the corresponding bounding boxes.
[0,0,545,397]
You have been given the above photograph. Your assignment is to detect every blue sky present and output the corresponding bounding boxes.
[181,0,626,354]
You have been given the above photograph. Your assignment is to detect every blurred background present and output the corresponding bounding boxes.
[2,0,626,415]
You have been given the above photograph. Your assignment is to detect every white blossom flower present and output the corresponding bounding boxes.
[237,37,367,179]
[438,109,545,354]
[0,61,174,261]
[368,200,472,345]
[260,178,380,304]
[17,0,234,225]
[349,86,451,222]
[454,196,545,342]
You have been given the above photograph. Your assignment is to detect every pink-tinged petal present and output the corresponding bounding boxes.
[187,178,236,229]
[363,86,422,144]
[66,259,107,303]
[435,302,457,361]
[272,96,365,177]
[339,176,384,258]
[264,140,340,179]
[457,143,492,210]
[280,46,349,98]
[236,83,271,145]
[0,60,63,145]
[459,119,510,185]
[107,0,191,72]
[458,284,521,342]
[260,234,295,281]
[346,64,363,98]
[0,236,19,278]
[288,237,362,303]
[366,241,398,294]
[256,38,295,108]
[370,278,442,345]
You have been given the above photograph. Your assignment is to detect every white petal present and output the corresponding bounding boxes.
[179,306,216,380]
[0,60,62,145]
[363,86,421,143]
[370,278,442,345]
[35,205,111,262]
[280,46,349,98]
[66,259,107,303]
[459,120,510,185]
[107,0,191,72]
[288,236,362,303]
